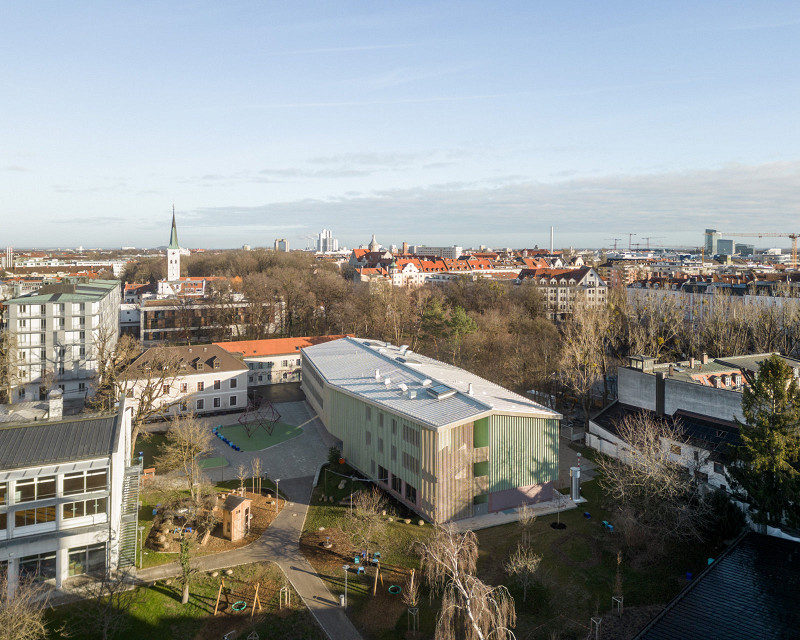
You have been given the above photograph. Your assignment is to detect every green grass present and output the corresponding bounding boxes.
[132,433,167,469]
[198,456,229,470]
[46,563,324,640]
[217,422,303,451]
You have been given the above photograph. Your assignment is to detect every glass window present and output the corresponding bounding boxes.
[0,482,6,505]
[214,380,221,390]
[63,472,84,495]
[392,419,397,435]
[0,513,6,531]
[713,462,724,474]
[86,470,107,492]
[391,476,402,493]
[213,397,221,408]
[180,383,188,393]
[378,413,384,427]
[20,552,56,581]
[230,396,237,407]
[365,406,371,421]
[378,466,388,483]
[68,543,106,576]
[230,378,237,388]
[405,483,417,504]
[16,479,35,503]
[197,382,204,391]
[366,431,371,445]
[196,399,204,410]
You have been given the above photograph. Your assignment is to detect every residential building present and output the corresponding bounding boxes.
[515,267,607,320]
[0,399,138,595]
[139,297,257,345]
[410,245,463,260]
[124,344,248,416]
[274,238,290,252]
[2,280,121,401]
[215,335,350,386]
[301,337,561,523]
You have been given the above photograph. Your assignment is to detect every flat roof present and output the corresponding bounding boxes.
[3,280,119,305]
[0,413,121,469]
[634,532,800,639]
[302,337,560,429]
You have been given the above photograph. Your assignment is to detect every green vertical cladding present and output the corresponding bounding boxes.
[488,415,559,492]
[327,389,424,491]
[473,418,489,447]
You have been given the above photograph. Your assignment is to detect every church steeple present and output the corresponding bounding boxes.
[167,206,181,281]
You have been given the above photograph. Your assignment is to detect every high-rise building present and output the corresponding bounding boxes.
[274,238,290,252]
[716,239,735,256]
[316,229,338,253]
[704,229,719,255]
[3,246,12,270]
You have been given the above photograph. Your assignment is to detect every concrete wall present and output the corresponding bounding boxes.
[663,377,744,422]
[618,367,657,411]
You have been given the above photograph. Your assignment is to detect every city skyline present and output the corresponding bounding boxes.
[2,2,799,249]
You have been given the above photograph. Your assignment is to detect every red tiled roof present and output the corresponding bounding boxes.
[214,335,352,357]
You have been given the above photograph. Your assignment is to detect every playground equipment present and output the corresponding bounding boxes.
[238,400,281,438]
[213,578,263,618]
[388,585,402,595]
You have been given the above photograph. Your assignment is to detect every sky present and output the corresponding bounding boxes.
[2,1,800,251]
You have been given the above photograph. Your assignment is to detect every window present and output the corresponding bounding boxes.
[0,482,6,505]
[366,430,372,445]
[391,475,402,493]
[19,305,27,313]
[197,362,204,371]
[19,552,56,581]
[214,379,221,390]
[162,384,171,394]
[63,470,107,495]
[180,383,188,393]
[0,513,5,531]
[180,401,188,412]
[378,466,388,484]
[402,452,419,474]
[391,445,397,461]
[63,497,107,519]
[68,543,106,576]
[196,399,204,410]
[403,425,420,448]
[15,506,56,527]
[213,397,221,408]
[230,396,237,407]
[378,438,384,453]
[371,460,375,475]
[713,462,724,474]
[230,378,237,388]
[392,419,397,435]
[670,444,682,455]
[197,382,204,392]
[213,360,220,369]
[378,413,384,427]
[405,483,417,504]
[365,406,371,421]
[15,476,56,502]
[282,360,288,367]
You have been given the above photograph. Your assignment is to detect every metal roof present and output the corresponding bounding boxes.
[634,532,800,639]
[3,280,119,305]
[302,337,560,429]
[0,414,120,469]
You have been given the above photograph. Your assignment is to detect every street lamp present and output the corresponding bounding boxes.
[137,525,145,569]
[275,479,280,513]
[342,564,350,608]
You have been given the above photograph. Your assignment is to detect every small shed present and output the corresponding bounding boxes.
[221,494,251,541]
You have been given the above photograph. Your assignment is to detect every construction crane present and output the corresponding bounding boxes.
[641,236,663,250]
[606,238,622,251]
[628,233,637,250]
[704,230,798,268]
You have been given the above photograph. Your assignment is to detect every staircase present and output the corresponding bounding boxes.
[118,463,141,568]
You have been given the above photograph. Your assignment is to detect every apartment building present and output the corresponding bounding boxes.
[2,280,121,401]
[515,267,607,320]
[302,337,561,522]
[0,400,138,595]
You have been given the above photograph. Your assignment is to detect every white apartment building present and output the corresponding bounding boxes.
[124,344,248,416]
[411,245,463,260]
[0,400,138,595]
[2,280,121,402]
[515,267,607,320]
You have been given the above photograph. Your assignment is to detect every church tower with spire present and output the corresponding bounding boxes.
[167,208,181,282]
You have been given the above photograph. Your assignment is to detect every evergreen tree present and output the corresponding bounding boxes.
[727,355,800,528]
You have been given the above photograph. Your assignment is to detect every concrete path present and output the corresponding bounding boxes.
[138,402,363,640]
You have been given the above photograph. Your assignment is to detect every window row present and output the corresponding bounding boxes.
[189,396,238,411]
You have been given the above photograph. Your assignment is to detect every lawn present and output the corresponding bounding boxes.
[216,422,303,451]
[132,433,167,469]
[300,465,726,640]
[46,562,324,640]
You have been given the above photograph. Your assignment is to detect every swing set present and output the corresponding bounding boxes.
[213,577,264,618]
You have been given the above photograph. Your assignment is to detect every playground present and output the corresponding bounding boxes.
[213,399,303,451]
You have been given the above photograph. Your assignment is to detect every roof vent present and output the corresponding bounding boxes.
[399,344,409,354]
[203,346,207,352]
[375,368,381,380]
[384,377,391,386]
[422,379,433,387]
[408,389,417,399]
[468,383,474,396]
[398,383,408,393]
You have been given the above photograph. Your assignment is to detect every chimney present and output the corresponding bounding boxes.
[48,389,63,421]
[668,364,674,377]
[655,372,665,417]
[468,383,474,396]
[702,352,709,365]
[375,369,381,380]
[689,356,696,369]
[384,377,391,386]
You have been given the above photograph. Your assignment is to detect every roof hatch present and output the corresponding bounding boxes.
[427,384,456,400]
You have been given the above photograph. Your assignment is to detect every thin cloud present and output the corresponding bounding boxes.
[3,165,30,172]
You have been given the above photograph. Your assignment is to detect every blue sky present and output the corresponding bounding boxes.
[2,2,799,250]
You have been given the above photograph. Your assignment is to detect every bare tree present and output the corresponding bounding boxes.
[72,568,140,640]
[119,345,182,446]
[596,412,709,554]
[517,503,537,547]
[156,414,213,502]
[0,573,49,640]
[236,463,247,494]
[88,330,140,413]
[418,524,516,640]
[179,535,198,605]
[250,457,262,495]
[343,487,388,560]
[0,330,22,405]
[504,544,542,603]
[403,568,422,635]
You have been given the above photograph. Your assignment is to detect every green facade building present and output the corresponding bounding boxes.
[302,337,560,523]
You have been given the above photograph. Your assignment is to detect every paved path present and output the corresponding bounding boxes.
[138,402,362,640]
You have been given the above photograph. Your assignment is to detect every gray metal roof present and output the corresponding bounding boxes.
[3,280,119,305]
[0,414,120,469]
[634,532,800,640]
[302,337,559,429]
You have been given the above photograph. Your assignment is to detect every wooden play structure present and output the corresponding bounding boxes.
[221,494,251,541]
[213,578,263,618]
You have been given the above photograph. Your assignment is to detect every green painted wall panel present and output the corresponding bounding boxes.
[473,461,489,477]
[488,415,559,492]
[473,418,489,447]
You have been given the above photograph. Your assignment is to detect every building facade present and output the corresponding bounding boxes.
[515,267,607,320]
[0,400,138,595]
[2,280,121,401]
[302,337,560,522]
